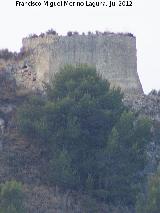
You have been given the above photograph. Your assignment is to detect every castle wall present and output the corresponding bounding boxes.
[23,34,143,95]
[1,33,143,96]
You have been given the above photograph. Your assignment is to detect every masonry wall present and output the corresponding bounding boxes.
[22,33,143,95]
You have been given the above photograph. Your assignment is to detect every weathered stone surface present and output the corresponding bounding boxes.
[0,32,143,96]
[22,33,143,95]
[124,93,160,122]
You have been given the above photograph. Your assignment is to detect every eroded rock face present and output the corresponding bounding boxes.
[124,93,160,122]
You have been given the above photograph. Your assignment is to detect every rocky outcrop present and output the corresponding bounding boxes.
[124,93,160,122]
[123,93,160,176]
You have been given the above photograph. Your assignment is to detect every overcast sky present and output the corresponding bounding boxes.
[0,0,160,94]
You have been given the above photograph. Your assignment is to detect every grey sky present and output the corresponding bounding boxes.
[0,0,160,93]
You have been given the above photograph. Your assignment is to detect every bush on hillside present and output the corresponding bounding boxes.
[17,64,151,206]
[136,170,160,213]
[0,180,26,213]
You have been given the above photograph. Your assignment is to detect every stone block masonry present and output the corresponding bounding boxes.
[1,32,143,96]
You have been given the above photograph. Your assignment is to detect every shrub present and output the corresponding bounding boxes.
[0,49,15,60]
[49,150,80,189]
[17,65,151,206]
[67,31,72,36]
[28,34,38,38]
[149,89,157,96]
[46,29,57,35]
[136,170,160,213]
[95,30,100,35]
[73,31,79,35]
[0,180,26,213]
[39,33,45,38]
[17,95,46,140]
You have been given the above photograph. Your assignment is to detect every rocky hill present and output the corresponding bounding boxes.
[0,31,159,213]
[0,66,134,212]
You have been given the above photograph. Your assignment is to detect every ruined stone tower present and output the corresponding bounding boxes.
[0,32,143,96]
